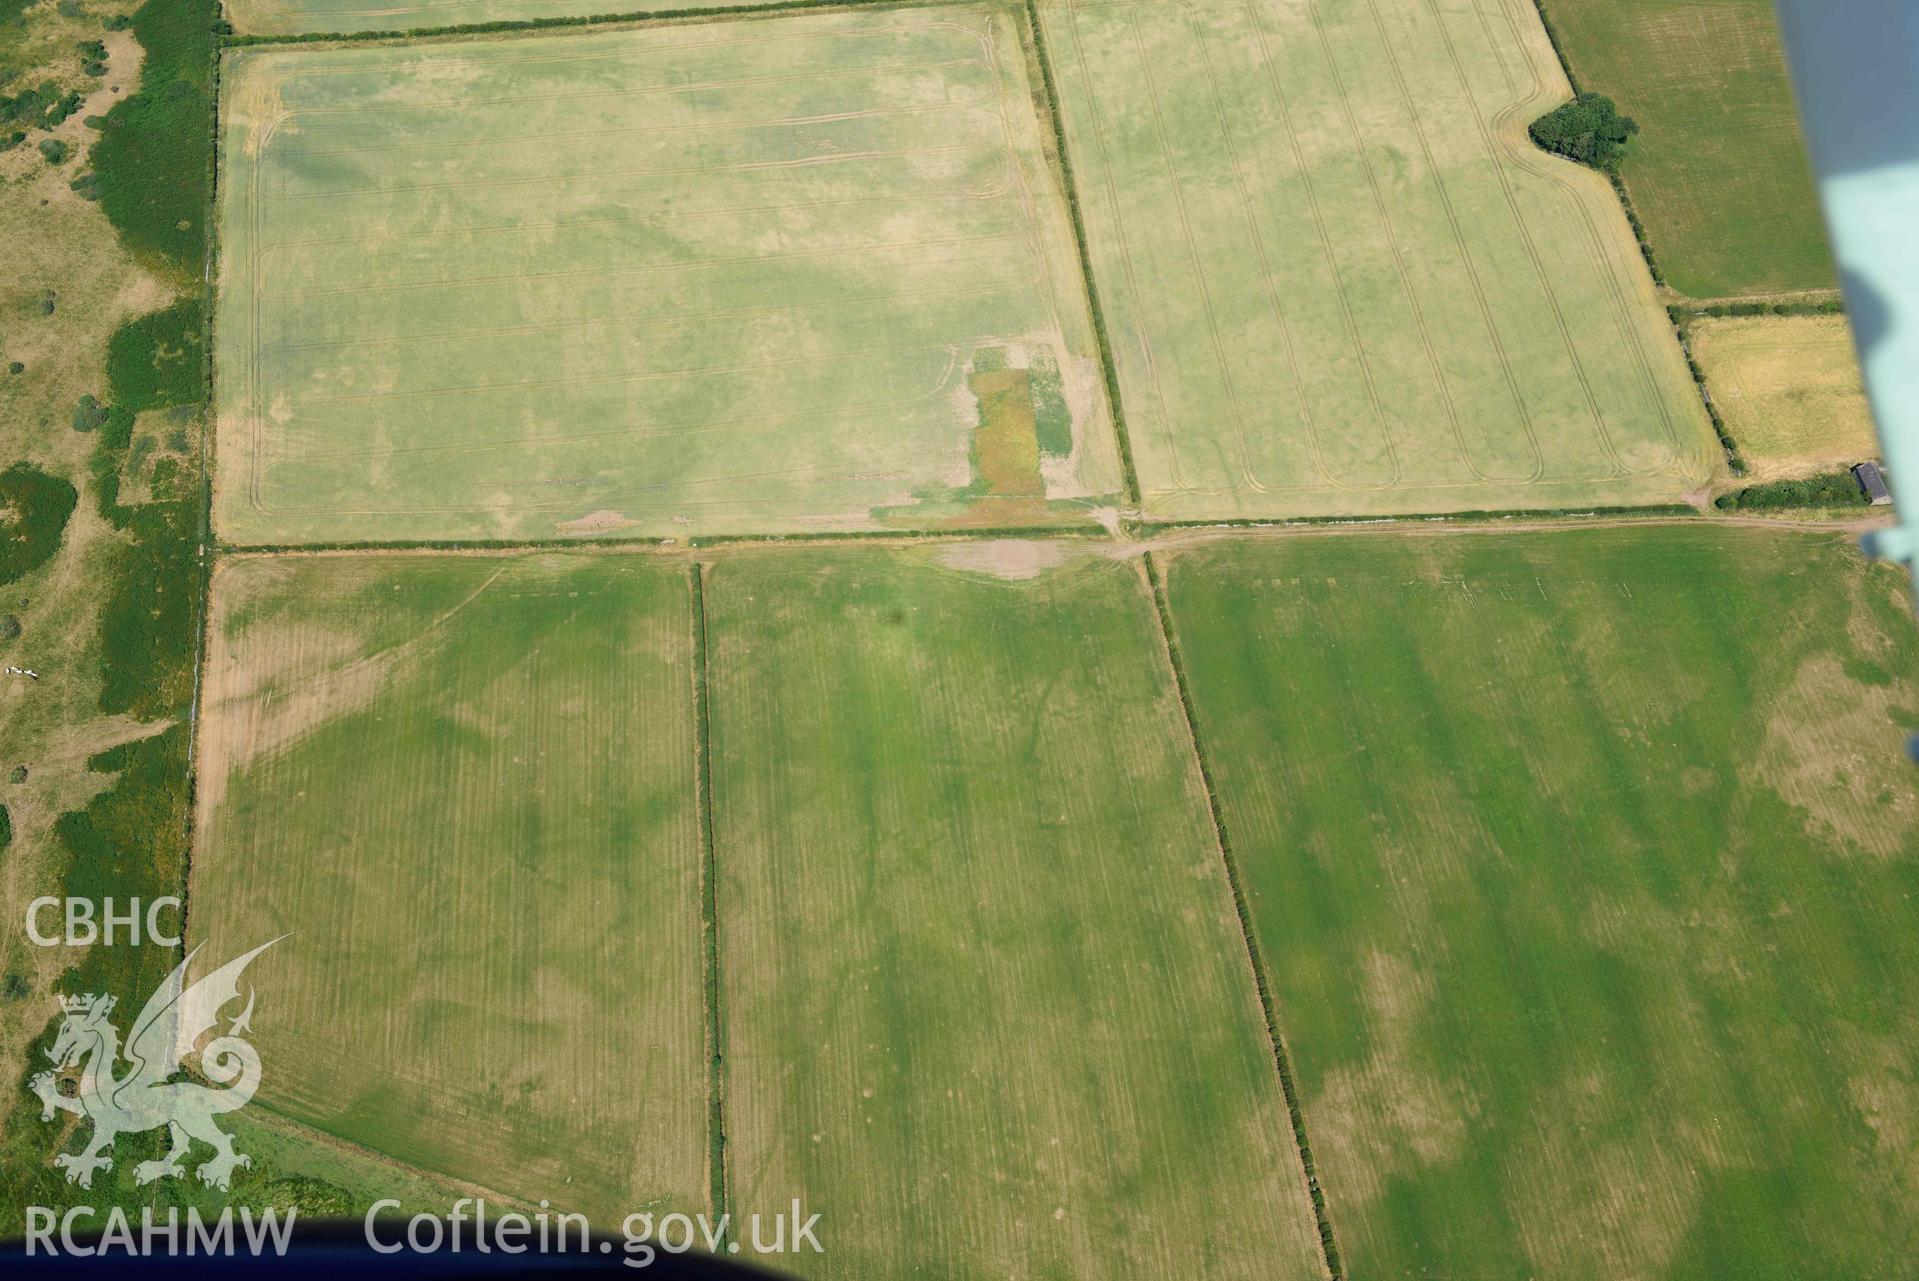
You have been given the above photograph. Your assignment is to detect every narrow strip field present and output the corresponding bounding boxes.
[702,544,1325,1280]
[1538,0,1830,298]
[1162,526,1919,1279]
[224,0,768,38]
[214,7,1120,543]
[190,552,708,1222]
[1039,0,1715,519]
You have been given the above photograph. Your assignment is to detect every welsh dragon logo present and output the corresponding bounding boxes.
[29,939,281,1191]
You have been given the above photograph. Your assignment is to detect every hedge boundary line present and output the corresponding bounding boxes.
[216,522,1121,556]
[1524,0,1748,478]
[176,9,225,955]
[1524,0,1662,288]
[1662,306,1747,475]
[1713,470,1874,513]
[1682,298,1845,320]
[218,0,959,48]
[689,561,732,1238]
[1125,502,1699,537]
[1019,0,1142,509]
[211,505,1708,559]
[1141,550,1345,1281]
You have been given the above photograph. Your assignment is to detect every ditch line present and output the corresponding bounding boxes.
[1019,0,1144,510]
[177,28,231,961]
[1140,549,1345,1281]
[689,560,731,1235]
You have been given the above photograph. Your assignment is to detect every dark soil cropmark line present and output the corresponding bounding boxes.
[689,561,731,1235]
[1140,549,1345,1281]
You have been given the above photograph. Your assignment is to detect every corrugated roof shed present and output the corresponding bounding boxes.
[1853,461,1893,504]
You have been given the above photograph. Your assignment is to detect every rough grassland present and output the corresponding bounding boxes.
[703,546,1324,1280]
[1691,315,1875,481]
[1163,526,1919,1280]
[1040,0,1715,520]
[213,8,1121,544]
[1538,0,1831,298]
[190,552,706,1222]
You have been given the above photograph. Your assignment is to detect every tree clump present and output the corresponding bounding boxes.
[1530,92,1639,172]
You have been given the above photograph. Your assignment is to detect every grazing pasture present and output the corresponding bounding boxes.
[1162,526,1919,1280]
[1690,314,1875,481]
[1537,0,1831,298]
[702,545,1325,1280]
[213,8,1119,544]
[1039,0,1714,519]
[189,552,707,1222]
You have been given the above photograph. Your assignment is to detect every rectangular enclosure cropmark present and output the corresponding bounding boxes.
[1039,0,1718,519]
[189,553,708,1221]
[703,546,1327,1281]
[213,8,1121,545]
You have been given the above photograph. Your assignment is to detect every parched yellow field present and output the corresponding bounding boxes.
[213,8,1120,544]
[1690,315,1876,480]
[1040,0,1717,517]
[224,0,753,37]
[189,552,708,1221]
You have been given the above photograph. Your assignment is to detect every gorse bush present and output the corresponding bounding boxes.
[72,393,109,432]
[1530,92,1638,172]
[90,0,216,276]
[106,297,203,410]
[0,464,78,585]
[1,82,83,130]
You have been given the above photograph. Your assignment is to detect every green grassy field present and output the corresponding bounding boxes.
[1538,0,1832,299]
[1040,0,1715,520]
[702,545,1325,1280]
[190,552,707,1222]
[213,8,1120,544]
[1162,526,1919,1279]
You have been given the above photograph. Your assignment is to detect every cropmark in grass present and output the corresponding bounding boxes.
[1162,525,1919,1280]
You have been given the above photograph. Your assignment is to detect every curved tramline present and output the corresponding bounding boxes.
[1038,0,1719,519]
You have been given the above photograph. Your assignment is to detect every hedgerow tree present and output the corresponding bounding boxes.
[1529,92,1639,172]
